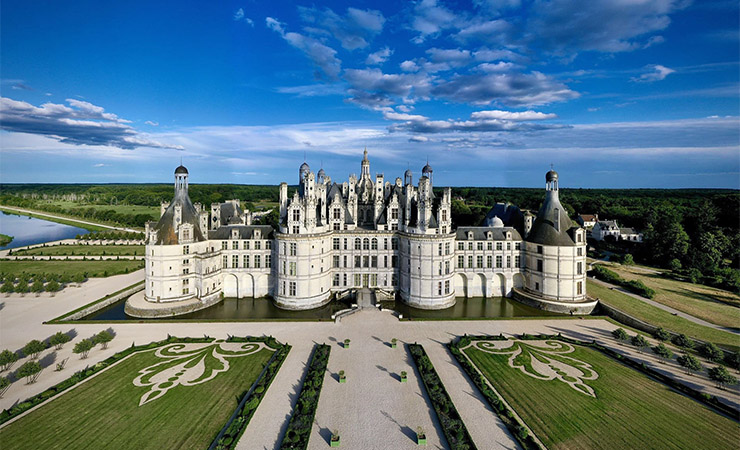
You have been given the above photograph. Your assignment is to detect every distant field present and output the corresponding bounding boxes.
[465,339,738,450]
[603,262,740,328]
[0,260,144,277]
[13,245,144,256]
[589,280,738,351]
[0,343,272,450]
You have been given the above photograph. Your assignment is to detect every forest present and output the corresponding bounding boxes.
[1,183,738,291]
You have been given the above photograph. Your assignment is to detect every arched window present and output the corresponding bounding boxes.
[355,238,361,250]
[371,238,378,250]
[363,238,370,250]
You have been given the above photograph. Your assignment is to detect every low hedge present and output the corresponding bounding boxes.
[0,334,214,425]
[279,344,331,450]
[408,343,477,450]
[590,265,656,299]
[449,335,542,450]
[210,336,291,450]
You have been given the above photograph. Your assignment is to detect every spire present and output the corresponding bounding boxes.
[363,147,368,162]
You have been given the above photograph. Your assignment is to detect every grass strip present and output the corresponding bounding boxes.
[408,343,477,450]
[209,336,291,450]
[279,344,331,450]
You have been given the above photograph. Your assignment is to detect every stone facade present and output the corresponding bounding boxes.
[137,152,589,316]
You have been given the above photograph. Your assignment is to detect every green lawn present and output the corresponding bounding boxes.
[0,260,144,278]
[465,340,738,450]
[603,263,740,328]
[589,280,739,351]
[43,200,160,219]
[13,245,144,256]
[0,234,12,246]
[0,343,273,449]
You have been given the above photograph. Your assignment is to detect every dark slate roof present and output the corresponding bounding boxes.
[483,203,524,232]
[455,226,522,241]
[152,190,205,245]
[526,191,576,246]
[620,227,639,234]
[219,202,245,225]
[208,225,275,240]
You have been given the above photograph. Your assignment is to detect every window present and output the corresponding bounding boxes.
[506,256,511,268]
[333,208,341,220]
[281,282,285,295]
[507,242,511,251]
[537,259,543,272]
[363,238,370,250]
[354,274,361,287]
[222,241,228,250]
[182,288,189,295]
[232,241,239,250]
[292,210,300,222]
[577,233,582,243]
[266,241,271,249]
[355,256,361,268]
[290,243,297,256]
[496,255,503,268]
[363,256,369,267]
[333,274,340,286]
[391,208,398,219]
[254,255,261,268]
[391,255,398,268]
[292,226,299,234]
[391,223,398,231]
[445,261,450,274]
[289,262,296,276]
[371,274,377,286]
[343,255,347,267]
[281,261,286,274]
[515,255,520,267]
[183,245,189,255]
[333,238,340,250]
[355,238,361,250]
[477,242,483,251]
[183,229,190,240]
[265,255,271,268]
[333,223,341,230]
[487,255,492,269]
[183,279,189,285]
[438,243,443,256]
[333,255,340,268]
[384,255,388,268]
[515,242,521,250]
[371,238,378,250]
[537,245,543,254]
[445,243,450,255]
[289,282,296,296]
[343,274,348,286]
[577,262,583,274]
[487,242,492,251]
[371,256,378,268]
[477,255,483,268]
[458,242,464,251]
[496,242,502,251]
[183,268,189,274]
[232,255,239,268]
[577,247,583,256]
[391,274,398,286]
[458,255,464,268]
[255,241,261,250]
[468,242,473,251]
[444,280,450,294]
[442,210,447,221]
[467,255,473,268]
[438,262,443,276]
[535,282,540,291]
[577,282,583,295]
[183,259,189,265]
[438,282,442,296]
[391,238,398,250]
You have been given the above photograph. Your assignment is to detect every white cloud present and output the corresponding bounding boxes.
[145,120,159,126]
[298,6,385,50]
[385,108,563,134]
[469,110,557,121]
[410,0,461,43]
[400,60,420,72]
[366,47,393,65]
[266,17,342,80]
[233,8,254,25]
[631,64,676,82]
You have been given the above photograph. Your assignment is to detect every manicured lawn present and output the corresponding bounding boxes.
[465,340,738,450]
[0,343,273,449]
[0,260,144,278]
[14,245,144,256]
[604,263,740,328]
[589,281,739,351]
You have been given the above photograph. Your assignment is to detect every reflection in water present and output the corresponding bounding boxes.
[82,295,558,321]
[0,211,90,250]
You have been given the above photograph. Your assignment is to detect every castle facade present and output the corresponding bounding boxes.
[139,150,593,316]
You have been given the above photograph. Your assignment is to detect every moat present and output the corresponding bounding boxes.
[81,295,557,321]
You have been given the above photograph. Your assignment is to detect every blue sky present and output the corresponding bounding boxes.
[0,0,738,188]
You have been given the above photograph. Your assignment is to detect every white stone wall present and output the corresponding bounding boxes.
[522,239,587,302]
[452,238,525,298]
[400,233,456,309]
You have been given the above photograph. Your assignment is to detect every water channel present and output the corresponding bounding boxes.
[0,211,91,250]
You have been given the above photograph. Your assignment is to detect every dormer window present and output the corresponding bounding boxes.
[486,231,492,240]
[467,231,474,240]
[292,209,301,222]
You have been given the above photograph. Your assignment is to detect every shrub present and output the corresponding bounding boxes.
[23,340,46,359]
[0,350,19,372]
[611,328,629,342]
[723,352,740,371]
[652,327,670,341]
[49,332,72,350]
[73,339,95,359]
[31,279,45,294]
[17,360,42,384]
[0,376,9,396]
[15,280,29,293]
[0,280,14,293]
[45,280,61,292]
[671,334,695,350]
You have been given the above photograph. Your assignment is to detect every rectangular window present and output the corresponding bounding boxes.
[515,242,521,250]
[467,255,473,268]
[244,241,250,250]
[222,255,228,268]
[506,256,511,268]
[458,255,464,268]
[391,255,398,268]
[281,261,286,274]
[487,255,492,269]
[265,255,271,268]
[333,255,340,268]
[537,259,543,272]
[458,242,464,251]
[371,274,377,286]
[333,274,340,286]
[438,243,443,256]
[468,242,473,251]
[182,288,189,295]
[496,255,503,268]
[384,255,388,268]
[255,241,261,250]
[183,245,189,255]
[577,262,583,274]
[355,256,361,268]
[232,255,239,268]
[289,282,296,296]
[371,256,378,268]
[577,281,583,295]
[477,242,483,251]
[515,255,520,267]
[391,238,398,250]
[254,255,261,268]
[343,274,347,286]
[445,280,450,294]
[507,242,511,251]
[363,256,369,268]
[222,241,228,250]
[496,242,502,251]
[266,241,271,249]
[445,261,450,274]
[535,282,540,291]
[391,223,398,231]
[343,255,348,268]
[384,238,389,250]
[333,223,341,230]
[289,262,296,276]
[281,281,285,295]
[292,226,299,234]
[537,245,543,254]
[477,255,483,268]
[438,282,442,296]
[445,243,450,255]
[232,241,239,250]
[577,247,583,256]
[333,238,340,250]
[182,268,189,275]
[391,274,398,286]
[290,243,297,256]
[438,262,443,276]
[343,238,348,250]
[487,242,492,251]
[354,274,362,287]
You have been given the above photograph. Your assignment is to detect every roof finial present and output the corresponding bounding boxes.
[550,163,554,170]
